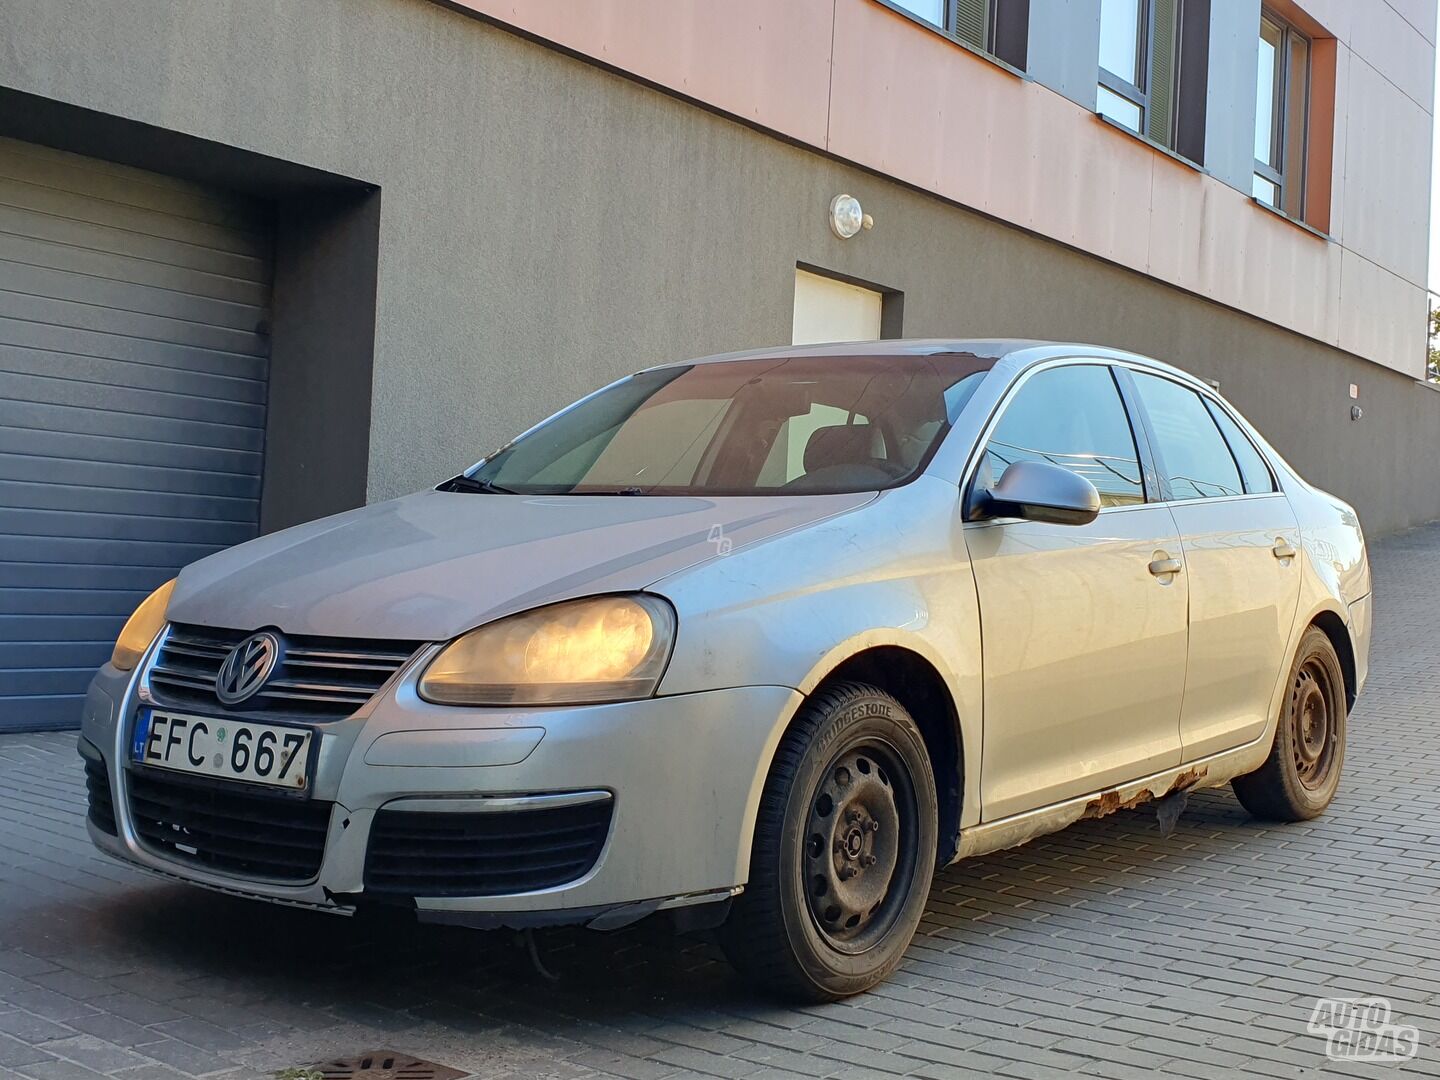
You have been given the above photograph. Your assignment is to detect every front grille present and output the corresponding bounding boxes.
[364,798,613,898]
[127,768,332,882]
[148,624,420,720]
[83,755,117,836]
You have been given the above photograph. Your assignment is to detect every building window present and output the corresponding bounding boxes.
[885,0,1030,70]
[1098,0,1146,130]
[1097,0,1183,146]
[1254,12,1310,218]
[892,0,947,27]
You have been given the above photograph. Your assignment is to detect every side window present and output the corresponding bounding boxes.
[1205,400,1276,494]
[981,365,1144,508]
[1130,373,1243,500]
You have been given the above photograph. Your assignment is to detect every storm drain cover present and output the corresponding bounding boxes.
[312,1052,465,1080]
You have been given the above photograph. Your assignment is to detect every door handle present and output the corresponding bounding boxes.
[1272,538,1297,560]
[1148,556,1183,577]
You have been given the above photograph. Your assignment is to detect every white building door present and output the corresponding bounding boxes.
[792,269,882,345]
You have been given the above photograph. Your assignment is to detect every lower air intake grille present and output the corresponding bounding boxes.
[127,769,331,882]
[364,798,613,898]
[84,755,117,836]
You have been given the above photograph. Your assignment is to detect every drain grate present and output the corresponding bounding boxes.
[310,1052,465,1080]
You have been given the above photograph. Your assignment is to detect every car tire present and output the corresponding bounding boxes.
[1232,626,1347,822]
[719,682,938,1001]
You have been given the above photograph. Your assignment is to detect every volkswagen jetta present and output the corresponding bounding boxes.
[79,340,1370,999]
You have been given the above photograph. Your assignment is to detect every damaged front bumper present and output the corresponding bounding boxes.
[79,636,799,931]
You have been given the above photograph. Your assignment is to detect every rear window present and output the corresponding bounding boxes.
[1205,400,1276,494]
[1130,373,1244,500]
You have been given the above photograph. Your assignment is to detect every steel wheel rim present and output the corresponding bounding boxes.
[1291,657,1338,791]
[802,737,919,955]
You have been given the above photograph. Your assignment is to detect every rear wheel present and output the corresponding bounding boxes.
[720,683,937,1001]
[1232,626,1347,821]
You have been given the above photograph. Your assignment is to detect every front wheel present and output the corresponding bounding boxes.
[720,683,938,1001]
[1232,626,1347,821]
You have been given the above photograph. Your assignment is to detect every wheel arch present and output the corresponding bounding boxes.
[1309,608,1357,712]
[805,645,965,865]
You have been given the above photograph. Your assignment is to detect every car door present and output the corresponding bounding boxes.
[1126,370,1301,759]
[965,362,1188,821]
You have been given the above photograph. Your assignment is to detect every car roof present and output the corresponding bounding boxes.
[651,339,1210,392]
[654,339,1040,366]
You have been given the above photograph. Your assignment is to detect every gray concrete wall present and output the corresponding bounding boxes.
[1,0,1435,537]
[262,190,382,532]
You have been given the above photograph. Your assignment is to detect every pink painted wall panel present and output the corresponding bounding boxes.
[1348,0,1434,108]
[1339,251,1428,378]
[1382,0,1438,44]
[1149,162,1345,350]
[445,0,835,147]
[1065,122,1153,272]
[1237,209,1344,349]
[1340,48,1433,286]
[827,0,1155,272]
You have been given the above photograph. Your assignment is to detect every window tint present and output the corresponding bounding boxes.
[473,353,996,496]
[1205,400,1275,494]
[1131,372,1243,500]
[980,365,1144,508]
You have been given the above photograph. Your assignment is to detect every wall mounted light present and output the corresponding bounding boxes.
[830,194,874,239]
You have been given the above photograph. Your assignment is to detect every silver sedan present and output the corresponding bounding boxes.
[80,340,1370,1000]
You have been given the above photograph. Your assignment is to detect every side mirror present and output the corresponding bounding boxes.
[978,460,1101,526]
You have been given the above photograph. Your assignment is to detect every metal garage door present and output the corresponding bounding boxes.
[0,137,273,732]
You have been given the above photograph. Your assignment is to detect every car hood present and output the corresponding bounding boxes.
[168,489,875,641]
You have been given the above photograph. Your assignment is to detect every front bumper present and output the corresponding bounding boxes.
[81,648,800,927]
[1347,591,1372,699]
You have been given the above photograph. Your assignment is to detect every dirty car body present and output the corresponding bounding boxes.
[80,340,1371,998]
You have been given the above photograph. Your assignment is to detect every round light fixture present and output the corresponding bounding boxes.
[829,194,872,239]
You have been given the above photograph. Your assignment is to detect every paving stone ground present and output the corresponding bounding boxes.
[3,526,1440,1080]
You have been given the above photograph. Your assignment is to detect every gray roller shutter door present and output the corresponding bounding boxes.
[0,137,273,732]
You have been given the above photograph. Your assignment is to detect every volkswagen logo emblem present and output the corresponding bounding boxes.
[215,631,280,706]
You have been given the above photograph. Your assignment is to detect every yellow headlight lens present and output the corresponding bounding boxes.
[418,594,676,706]
[111,579,176,671]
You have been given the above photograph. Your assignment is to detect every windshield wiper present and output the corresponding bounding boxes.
[438,474,517,494]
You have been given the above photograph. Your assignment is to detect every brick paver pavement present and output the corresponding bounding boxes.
[2,526,1439,1080]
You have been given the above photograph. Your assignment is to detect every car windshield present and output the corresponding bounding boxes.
[463,353,997,496]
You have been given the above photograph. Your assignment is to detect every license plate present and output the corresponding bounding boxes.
[133,710,312,791]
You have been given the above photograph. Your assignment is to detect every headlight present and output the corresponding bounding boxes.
[418,594,676,706]
[111,579,176,671]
